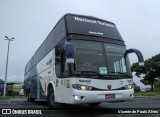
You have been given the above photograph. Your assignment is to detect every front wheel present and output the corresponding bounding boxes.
[88,103,101,106]
[47,88,62,108]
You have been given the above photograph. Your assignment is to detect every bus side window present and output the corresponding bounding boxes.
[55,46,69,78]
[61,51,68,77]
[55,64,61,78]
[55,47,61,78]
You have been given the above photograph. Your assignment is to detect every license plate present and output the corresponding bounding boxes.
[105,94,116,99]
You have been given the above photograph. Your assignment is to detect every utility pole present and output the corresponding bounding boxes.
[3,36,15,97]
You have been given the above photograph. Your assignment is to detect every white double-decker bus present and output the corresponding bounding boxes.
[24,13,144,108]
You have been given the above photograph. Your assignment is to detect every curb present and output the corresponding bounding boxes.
[133,95,160,98]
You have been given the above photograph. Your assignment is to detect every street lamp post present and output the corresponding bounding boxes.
[3,36,15,97]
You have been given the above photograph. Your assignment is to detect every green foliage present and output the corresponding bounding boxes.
[131,53,160,91]
[134,91,160,96]
[7,91,19,96]
[131,63,146,77]
[0,96,18,100]
[155,83,160,92]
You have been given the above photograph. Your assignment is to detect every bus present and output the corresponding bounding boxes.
[24,13,144,108]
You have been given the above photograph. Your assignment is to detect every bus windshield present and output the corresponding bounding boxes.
[71,40,131,77]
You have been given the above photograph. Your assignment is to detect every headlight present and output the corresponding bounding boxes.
[125,85,132,89]
[72,84,92,90]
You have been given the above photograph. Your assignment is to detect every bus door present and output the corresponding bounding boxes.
[61,41,75,103]
[54,47,63,102]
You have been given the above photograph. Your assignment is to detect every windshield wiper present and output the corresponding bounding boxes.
[110,72,132,78]
[70,71,132,79]
[110,71,126,74]
[72,70,105,78]
[125,74,132,78]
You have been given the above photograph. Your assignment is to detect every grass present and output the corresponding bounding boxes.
[0,96,20,100]
[134,91,160,96]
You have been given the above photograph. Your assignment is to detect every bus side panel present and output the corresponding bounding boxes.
[28,65,38,99]
[24,71,31,97]
[30,76,37,98]
[36,49,57,100]
[24,17,66,99]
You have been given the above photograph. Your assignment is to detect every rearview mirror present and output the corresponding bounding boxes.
[124,48,144,66]
[64,41,74,64]
[139,62,144,66]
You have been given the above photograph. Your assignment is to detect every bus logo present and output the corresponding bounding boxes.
[107,84,112,90]
[2,109,11,114]
[46,58,52,66]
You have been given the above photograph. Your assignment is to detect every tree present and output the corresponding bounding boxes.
[131,54,160,91]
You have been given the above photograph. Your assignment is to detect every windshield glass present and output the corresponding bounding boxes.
[104,43,128,75]
[71,40,131,77]
[71,40,106,73]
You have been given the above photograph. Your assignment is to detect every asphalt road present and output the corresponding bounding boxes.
[0,97,160,117]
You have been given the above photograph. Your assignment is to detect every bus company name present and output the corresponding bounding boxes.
[89,31,103,35]
[74,17,115,28]
[2,109,42,115]
[79,79,91,83]
[127,80,133,83]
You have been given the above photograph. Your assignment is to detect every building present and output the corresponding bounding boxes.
[7,82,24,96]
[0,79,4,96]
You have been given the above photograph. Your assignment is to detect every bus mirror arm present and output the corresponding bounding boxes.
[124,48,144,66]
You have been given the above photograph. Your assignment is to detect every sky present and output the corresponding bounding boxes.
[0,0,160,87]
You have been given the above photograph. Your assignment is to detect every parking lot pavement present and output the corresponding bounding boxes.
[0,97,49,109]
[0,97,160,117]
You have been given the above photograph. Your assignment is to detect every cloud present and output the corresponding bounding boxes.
[0,0,160,81]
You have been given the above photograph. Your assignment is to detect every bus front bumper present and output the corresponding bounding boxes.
[71,89,134,104]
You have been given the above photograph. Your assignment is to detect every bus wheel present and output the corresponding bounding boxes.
[88,103,101,106]
[47,88,62,108]
[47,87,60,108]
[27,91,35,102]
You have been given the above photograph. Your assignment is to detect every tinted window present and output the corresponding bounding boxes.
[71,40,107,73]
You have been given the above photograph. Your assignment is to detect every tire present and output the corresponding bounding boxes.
[27,91,35,102]
[27,91,30,102]
[30,98,35,102]
[47,87,61,108]
[88,103,101,106]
